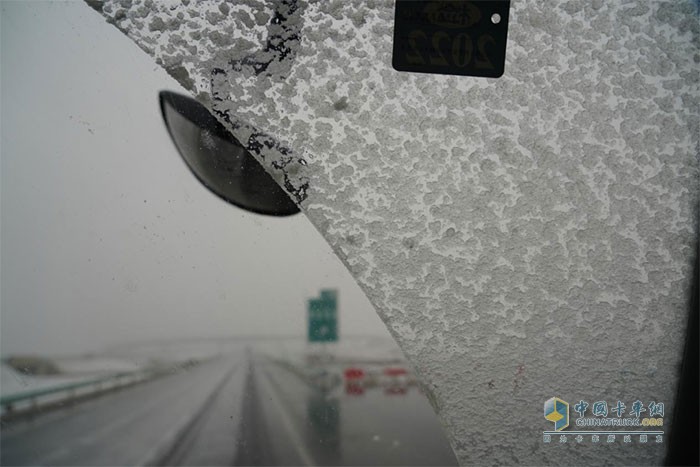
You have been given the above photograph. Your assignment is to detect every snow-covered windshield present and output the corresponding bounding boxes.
[2,1,698,466]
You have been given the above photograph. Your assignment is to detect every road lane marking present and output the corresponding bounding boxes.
[257,364,316,466]
[137,362,242,466]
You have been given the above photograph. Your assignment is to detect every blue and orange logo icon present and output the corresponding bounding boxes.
[544,397,569,431]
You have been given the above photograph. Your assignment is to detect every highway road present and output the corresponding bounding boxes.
[1,345,458,466]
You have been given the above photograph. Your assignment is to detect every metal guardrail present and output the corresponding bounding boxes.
[0,359,207,421]
[0,370,151,417]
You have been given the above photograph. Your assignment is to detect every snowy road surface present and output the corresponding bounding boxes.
[1,343,457,466]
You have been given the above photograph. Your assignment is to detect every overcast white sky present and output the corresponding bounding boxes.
[0,1,389,356]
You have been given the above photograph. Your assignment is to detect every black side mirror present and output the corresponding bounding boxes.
[159,91,300,216]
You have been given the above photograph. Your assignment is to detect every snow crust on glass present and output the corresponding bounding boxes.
[87,0,698,464]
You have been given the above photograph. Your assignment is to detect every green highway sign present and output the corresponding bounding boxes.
[308,289,338,343]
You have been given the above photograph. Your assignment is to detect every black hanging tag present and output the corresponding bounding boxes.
[392,1,511,78]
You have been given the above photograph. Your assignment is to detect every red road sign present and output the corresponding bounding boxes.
[383,367,408,377]
[344,367,365,380]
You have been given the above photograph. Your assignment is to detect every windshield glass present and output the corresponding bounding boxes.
[3,2,698,466]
